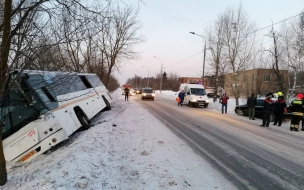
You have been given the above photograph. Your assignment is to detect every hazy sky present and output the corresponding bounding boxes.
[116,0,304,85]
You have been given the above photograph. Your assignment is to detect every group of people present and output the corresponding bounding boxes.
[249,91,304,131]
[178,88,304,132]
[256,92,287,127]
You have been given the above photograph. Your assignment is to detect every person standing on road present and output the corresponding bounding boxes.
[220,93,229,114]
[260,93,275,127]
[289,93,304,131]
[124,87,130,101]
[273,92,287,127]
[178,90,185,106]
[247,93,257,120]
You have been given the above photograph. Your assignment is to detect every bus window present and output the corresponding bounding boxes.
[85,75,104,87]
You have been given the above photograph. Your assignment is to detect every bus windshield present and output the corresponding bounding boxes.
[190,88,206,96]
[0,76,47,140]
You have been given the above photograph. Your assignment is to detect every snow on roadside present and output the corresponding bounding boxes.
[2,91,237,190]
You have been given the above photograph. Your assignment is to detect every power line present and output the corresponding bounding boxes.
[164,50,204,68]
[249,11,304,36]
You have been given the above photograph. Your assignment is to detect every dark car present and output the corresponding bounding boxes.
[136,88,142,94]
[207,93,220,98]
[234,98,291,122]
[141,88,155,100]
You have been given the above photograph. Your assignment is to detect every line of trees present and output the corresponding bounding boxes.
[0,0,143,185]
[126,71,181,91]
[204,4,304,106]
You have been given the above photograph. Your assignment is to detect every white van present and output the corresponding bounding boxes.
[179,83,209,108]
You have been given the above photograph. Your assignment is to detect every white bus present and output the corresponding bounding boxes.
[0,70,113,163]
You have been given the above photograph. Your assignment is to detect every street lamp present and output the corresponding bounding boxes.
[189,32,207,86]
[142,66,149,87]
[153,56,163,93]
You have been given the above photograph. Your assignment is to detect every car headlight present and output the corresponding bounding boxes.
[206,99,209,103]
[191,99,197,102]
[142,93,146,96]
[152,94,155,96]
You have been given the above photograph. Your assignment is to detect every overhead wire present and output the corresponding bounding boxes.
[164,50,204,68]
[162,11,304,69]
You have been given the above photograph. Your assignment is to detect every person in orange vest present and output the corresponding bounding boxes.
[289,93,304,131]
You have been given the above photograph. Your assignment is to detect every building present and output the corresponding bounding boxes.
[177,69,289,98]
[177,77,207,87]
[221,68,289,98]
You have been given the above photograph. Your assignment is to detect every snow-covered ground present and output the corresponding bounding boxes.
[2,91,282,190]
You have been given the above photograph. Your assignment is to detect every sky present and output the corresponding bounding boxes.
[116,0,304,85]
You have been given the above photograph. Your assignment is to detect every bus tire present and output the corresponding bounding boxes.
[103,96,111,111]
[77,112,90,129]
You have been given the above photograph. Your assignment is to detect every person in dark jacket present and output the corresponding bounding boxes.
[289,93,304,131]
[273,92,287,126]
[220,93,229,114]
[260,93,275,127]
[178,90,185,106]
[247,94,257,120]
[124,87,130,101]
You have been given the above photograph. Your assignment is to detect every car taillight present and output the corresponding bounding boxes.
[284,108,287,113]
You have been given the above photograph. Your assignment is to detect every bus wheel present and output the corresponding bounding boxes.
[103,97,111,111]
[77,112,90,129]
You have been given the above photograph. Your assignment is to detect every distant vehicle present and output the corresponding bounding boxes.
[207,93,220,98]
[180,83,209,108]
[0,70,113,163]
[141,88,155,100]
[234,97,291,122]
[136,88,142,94]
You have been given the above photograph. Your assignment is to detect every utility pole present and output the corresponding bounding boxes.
[189,32,206,86]
[154,56,163,93]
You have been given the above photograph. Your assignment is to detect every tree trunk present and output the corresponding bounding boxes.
[0,0,12,186]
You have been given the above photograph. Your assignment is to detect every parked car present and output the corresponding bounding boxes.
[207,93,220,98]
[141,88,155,100]
[234,97,291,122]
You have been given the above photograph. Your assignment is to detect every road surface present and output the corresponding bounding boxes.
[135,94,304,190]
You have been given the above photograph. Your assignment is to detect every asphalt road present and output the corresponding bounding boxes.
[134,94,304,190]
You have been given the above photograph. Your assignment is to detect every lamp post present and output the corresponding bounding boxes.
[142,66,149,87]
[189,32,206,86]
[153,56,163,93]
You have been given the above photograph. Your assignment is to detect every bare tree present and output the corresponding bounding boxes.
[222,4,256,106]
[281,14,304,95]
[206,14,225,102]
[264,24,286,92]
[100,5,143,87]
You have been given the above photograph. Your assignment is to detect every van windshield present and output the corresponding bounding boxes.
[190,88,206,96]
